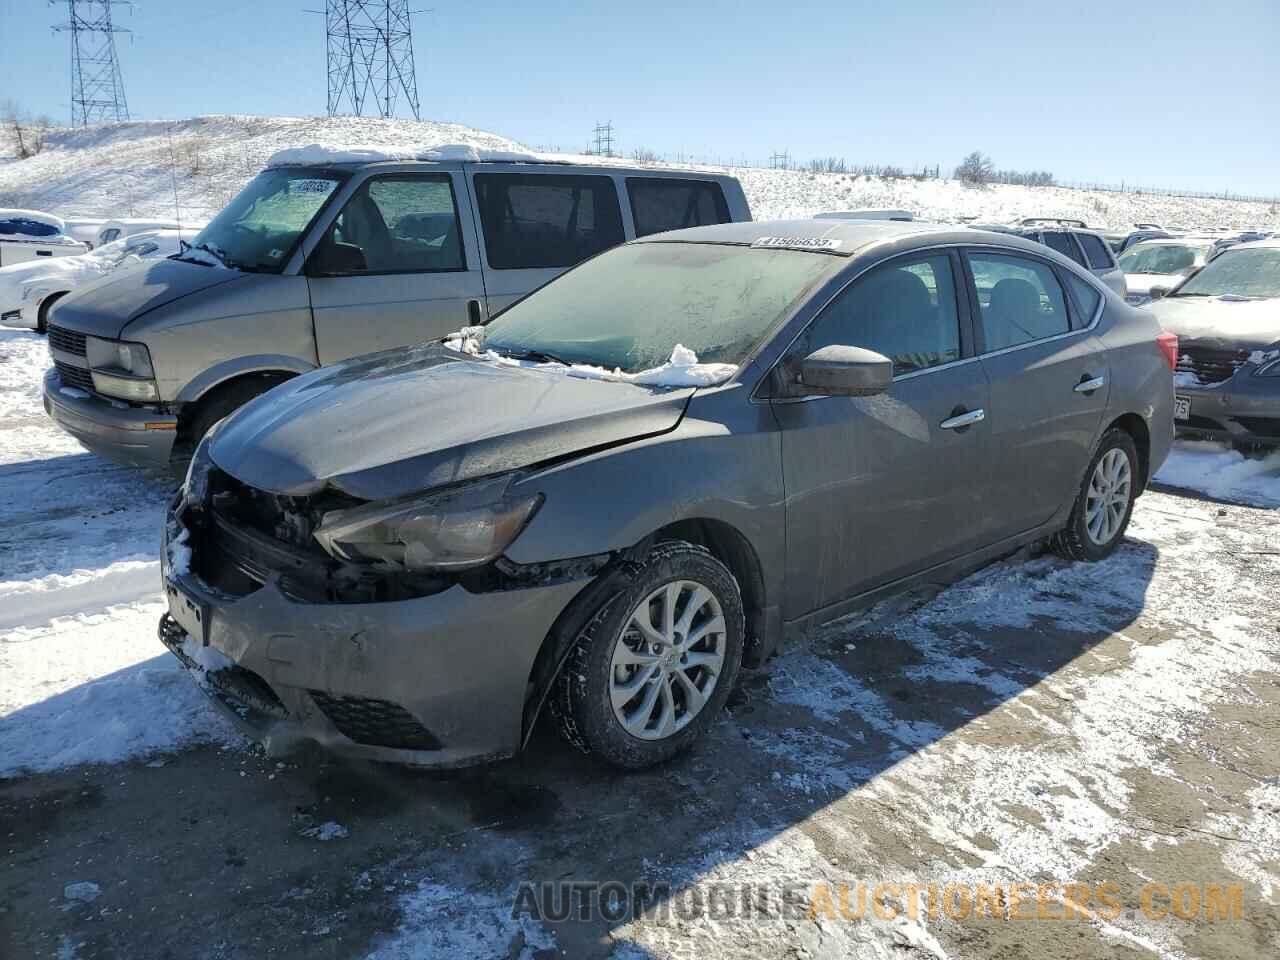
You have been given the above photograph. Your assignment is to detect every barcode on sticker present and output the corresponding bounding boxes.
[751,236,842,250]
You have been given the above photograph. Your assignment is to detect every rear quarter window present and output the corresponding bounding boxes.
[626,178,731,237]
[473,173,624,270]
[1077,233,1115,270]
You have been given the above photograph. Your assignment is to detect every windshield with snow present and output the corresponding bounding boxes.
[479,241,835,374]
[1172,247,1280,299]
[182,167,346,272]
[1118,243,1204,275]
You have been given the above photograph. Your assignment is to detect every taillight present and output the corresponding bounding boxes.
[1156,331,1178,371]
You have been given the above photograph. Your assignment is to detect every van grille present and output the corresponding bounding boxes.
[54,361,96,393]
[48,324,87,357]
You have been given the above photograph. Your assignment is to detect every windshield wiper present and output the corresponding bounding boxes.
[177,242,236,269]
[496,348,573,366]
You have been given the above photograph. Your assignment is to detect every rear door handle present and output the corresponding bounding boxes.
[940,408,985,430]
[1074,375,1106,394]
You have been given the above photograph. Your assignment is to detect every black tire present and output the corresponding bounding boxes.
[550,541,745,769]
[1052,427,1140,562]
[36,292,66,334]
[169,375,290,478]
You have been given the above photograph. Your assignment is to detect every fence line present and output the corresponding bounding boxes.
[533,144,1280,207]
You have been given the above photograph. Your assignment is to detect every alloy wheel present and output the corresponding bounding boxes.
[1084,447,1131,546]
[609,580,726,740]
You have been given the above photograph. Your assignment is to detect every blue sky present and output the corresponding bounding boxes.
[2,0,1277,194]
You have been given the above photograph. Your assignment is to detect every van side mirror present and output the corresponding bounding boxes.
[1147,286,1168,301]
[308,240,366,277]
[789,345,893,397]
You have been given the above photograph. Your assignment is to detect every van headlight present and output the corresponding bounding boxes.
[313,474,542,572]
[85,336,158,401]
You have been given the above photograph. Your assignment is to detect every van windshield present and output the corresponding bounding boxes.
[180,167,347,272]
[481,241,835,373]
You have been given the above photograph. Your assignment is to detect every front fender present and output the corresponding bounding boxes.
[506,387,786,614]
[175,354,318,405]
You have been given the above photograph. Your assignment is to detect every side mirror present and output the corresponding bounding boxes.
[790,345,893,397]
[1148,286,1168,301]
[307,240,366,277]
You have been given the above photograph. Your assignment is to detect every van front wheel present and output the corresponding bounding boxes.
[170,374,292,478]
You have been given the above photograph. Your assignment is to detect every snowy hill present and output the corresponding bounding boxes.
[0,114,1276,232]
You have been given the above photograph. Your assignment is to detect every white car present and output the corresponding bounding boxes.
[5,231,183,333]
[0,209,87,268]
[1117,238,1218,305]
[63,217,108,250]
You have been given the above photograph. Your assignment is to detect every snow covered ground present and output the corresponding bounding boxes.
[2,316,1279,959]
[1,115,1277,232]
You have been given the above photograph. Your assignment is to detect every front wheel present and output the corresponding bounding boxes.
[551,541,744,769]
[1052,428,1139,562]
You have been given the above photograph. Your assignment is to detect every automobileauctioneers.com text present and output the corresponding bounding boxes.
[511,880,1245,925]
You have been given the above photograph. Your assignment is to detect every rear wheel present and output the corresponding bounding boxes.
[1052,428,1139,562]
[551,541,744,769]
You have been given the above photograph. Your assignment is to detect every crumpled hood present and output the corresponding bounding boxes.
[46,257,245,339]
[210,344,695,500]
[1147,295,1280,349]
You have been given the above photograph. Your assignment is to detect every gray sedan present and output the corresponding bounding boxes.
[160,220,1174,769]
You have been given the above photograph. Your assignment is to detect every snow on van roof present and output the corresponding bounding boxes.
[267,143,542,167]
[0,209,67,231]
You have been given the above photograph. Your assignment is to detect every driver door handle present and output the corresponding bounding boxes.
[940,408,985,430]
[1074,374,1106,394]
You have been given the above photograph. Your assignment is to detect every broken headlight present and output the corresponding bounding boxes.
[313,475,542,572]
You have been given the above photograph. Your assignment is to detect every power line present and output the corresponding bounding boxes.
[315,1,424,120]
[49,0,131,127]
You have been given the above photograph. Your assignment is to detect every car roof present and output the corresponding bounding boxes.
[1126,237,1214,248]
[635,218,1027,255]
[1221,238,1280,251]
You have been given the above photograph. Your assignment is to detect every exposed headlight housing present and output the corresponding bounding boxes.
[313,474,542,572]
[85,336,158,401]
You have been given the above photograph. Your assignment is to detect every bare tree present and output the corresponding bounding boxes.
[954,151,995,185]
[1,101,52,159]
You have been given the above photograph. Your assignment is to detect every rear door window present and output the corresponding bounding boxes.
[1076,233,1115,270]
[967,253,1071,351]
[1041,231,1087,266]
[626,178,730,237]
[473,173,624,270]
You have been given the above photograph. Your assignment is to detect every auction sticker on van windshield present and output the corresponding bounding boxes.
[751,236,843,251]
[292,179,339,195]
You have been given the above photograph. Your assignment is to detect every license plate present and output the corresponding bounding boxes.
[1174,395,1191,421]
[166,578,210,646]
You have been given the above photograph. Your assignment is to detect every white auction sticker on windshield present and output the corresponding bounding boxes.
[751,236,842,251]
[293,179,338,195]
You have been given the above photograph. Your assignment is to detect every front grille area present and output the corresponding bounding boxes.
[48,324,87,356]
[1176,346,1249,385]
[53,360,96,393]
[189,469,451,604]
[309,691,441,750]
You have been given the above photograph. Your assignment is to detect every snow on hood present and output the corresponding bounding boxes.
[442,328,740,388]
[1148,294,1280,347]
[267,142,540,167]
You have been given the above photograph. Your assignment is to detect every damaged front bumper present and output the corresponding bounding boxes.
[1174,369,1280,447]
[161,492,598,767]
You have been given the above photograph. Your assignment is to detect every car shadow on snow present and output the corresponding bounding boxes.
[0,535,1159,959]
